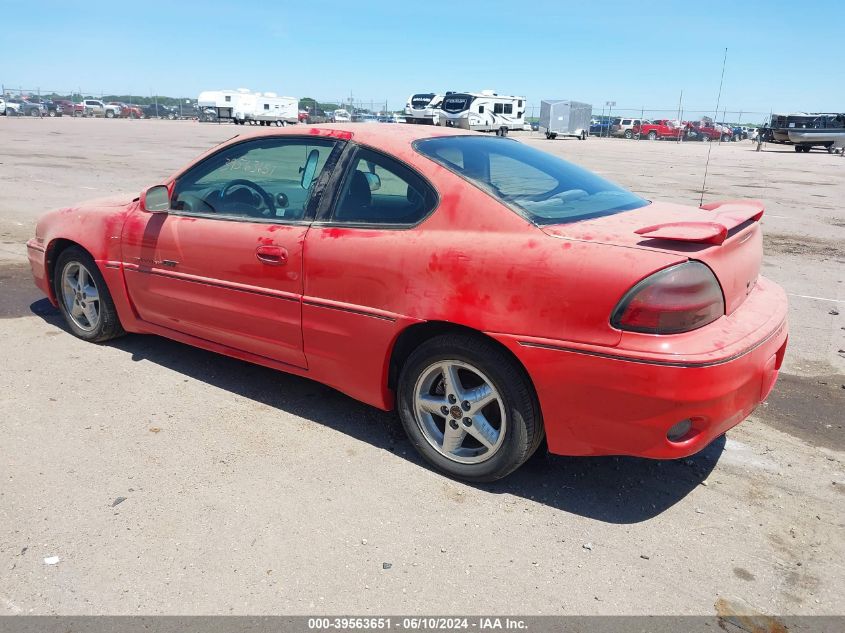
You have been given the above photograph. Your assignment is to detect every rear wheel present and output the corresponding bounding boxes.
[397,334,544,482]
[30,108,40,117]
[624,129,633,139]
[53,247,124,343]
[648,131,658,140]
[105,110,114,118]
[48,109,57,117]
[700,134,710,142]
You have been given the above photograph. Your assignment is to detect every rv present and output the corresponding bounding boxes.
[251,93,298,126]
[404,93,444,125]
[439,91,527,134]
[197,88,298,125]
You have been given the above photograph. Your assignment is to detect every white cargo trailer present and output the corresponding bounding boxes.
[439,90,527,135]
[539,100,592,140]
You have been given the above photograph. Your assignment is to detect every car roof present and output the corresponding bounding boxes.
[230,122,477,148]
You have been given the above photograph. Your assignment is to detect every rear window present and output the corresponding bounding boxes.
[414,136,648,225]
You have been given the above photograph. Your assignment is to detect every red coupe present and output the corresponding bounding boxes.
[27,125,788,481]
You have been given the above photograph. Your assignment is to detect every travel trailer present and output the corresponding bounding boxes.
[439,91,527,134]
[197,89,298,125]
[404,92,444,125]
[251,93,298,126]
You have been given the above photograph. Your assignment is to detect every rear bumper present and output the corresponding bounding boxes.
[492,279,789,458]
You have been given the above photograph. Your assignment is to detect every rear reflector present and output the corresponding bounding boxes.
[611,262,725,334]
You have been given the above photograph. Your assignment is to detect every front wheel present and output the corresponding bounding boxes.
[648,131,658,140]
[624,129,633,139]
[397,334,544,482]
[54,247,124,343]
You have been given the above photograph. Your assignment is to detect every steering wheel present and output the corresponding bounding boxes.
[219,179,275,216]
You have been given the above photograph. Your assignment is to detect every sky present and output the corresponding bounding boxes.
[2,0,843,120]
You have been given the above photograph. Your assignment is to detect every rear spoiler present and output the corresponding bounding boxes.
[635,200,765,245]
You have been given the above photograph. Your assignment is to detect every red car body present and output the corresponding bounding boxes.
[27,125,787,475]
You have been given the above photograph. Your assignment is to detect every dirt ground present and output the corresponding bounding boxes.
[0,117,842,617]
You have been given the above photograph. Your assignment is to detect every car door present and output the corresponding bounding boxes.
[302,144,438,401]
[121,136,344,369]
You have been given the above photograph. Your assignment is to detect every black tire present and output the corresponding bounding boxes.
[53,247,124,343]
[624,129,633,139]
[105,110,114,118]
[48,110,57,117]
[397,333,544,482]
[545,131,551,139]
[794,145,803,152]
[700,134,710,142]
[648,131,658,140]
[30,108,40,117]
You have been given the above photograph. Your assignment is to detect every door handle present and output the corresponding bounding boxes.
[255,245,288,265]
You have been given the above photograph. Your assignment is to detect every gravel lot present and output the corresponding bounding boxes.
[0,117,842,617]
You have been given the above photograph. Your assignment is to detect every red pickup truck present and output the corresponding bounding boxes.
[686,121,733,142]
[54,100,84,117]
[633,119,685,140]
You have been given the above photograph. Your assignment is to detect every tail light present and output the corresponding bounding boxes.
[611,262,725,334]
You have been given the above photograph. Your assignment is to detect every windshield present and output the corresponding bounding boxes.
[414,136,648,225]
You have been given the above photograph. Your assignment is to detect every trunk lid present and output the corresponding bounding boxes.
[541,199,765,315]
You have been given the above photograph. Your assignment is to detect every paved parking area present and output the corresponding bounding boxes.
[0,118,842,616]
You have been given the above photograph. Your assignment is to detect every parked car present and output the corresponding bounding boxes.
[108,102,143,119]
[198,107,219,122]
[686,121,732,142]
[19,99,47,117]
[42,100,64,117]
[589,119,612,136]
[0,97,6,115]
[611,117,644,138]
[4,98,23,115]
[54,100,84,117]
[634,119,685,141]
[27,125,788,482]
[143,103,176,119]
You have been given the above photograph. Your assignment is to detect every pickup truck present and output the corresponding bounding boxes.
[686,121,733,142]
[108,102,143,118]
[81,99,122,118]
[634,119,685,140]
[55,100,84,117]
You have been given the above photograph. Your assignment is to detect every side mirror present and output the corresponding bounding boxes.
[141,185,170,213]
[300,149,320,189]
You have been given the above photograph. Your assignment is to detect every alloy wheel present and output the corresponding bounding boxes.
[60,262,100,331]
[413,361,507,464]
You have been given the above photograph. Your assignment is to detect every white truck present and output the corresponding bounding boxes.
[439,90,527,135]
[198,89,298,126]
[82,99,121,118]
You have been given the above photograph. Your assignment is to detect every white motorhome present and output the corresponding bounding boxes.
[439,90,527,134]
[404,92,444,125]
[197,88,298,125]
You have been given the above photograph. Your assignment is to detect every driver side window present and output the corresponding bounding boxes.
[171,138,338,221]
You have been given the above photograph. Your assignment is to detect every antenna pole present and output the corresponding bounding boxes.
[700,48,728,206]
